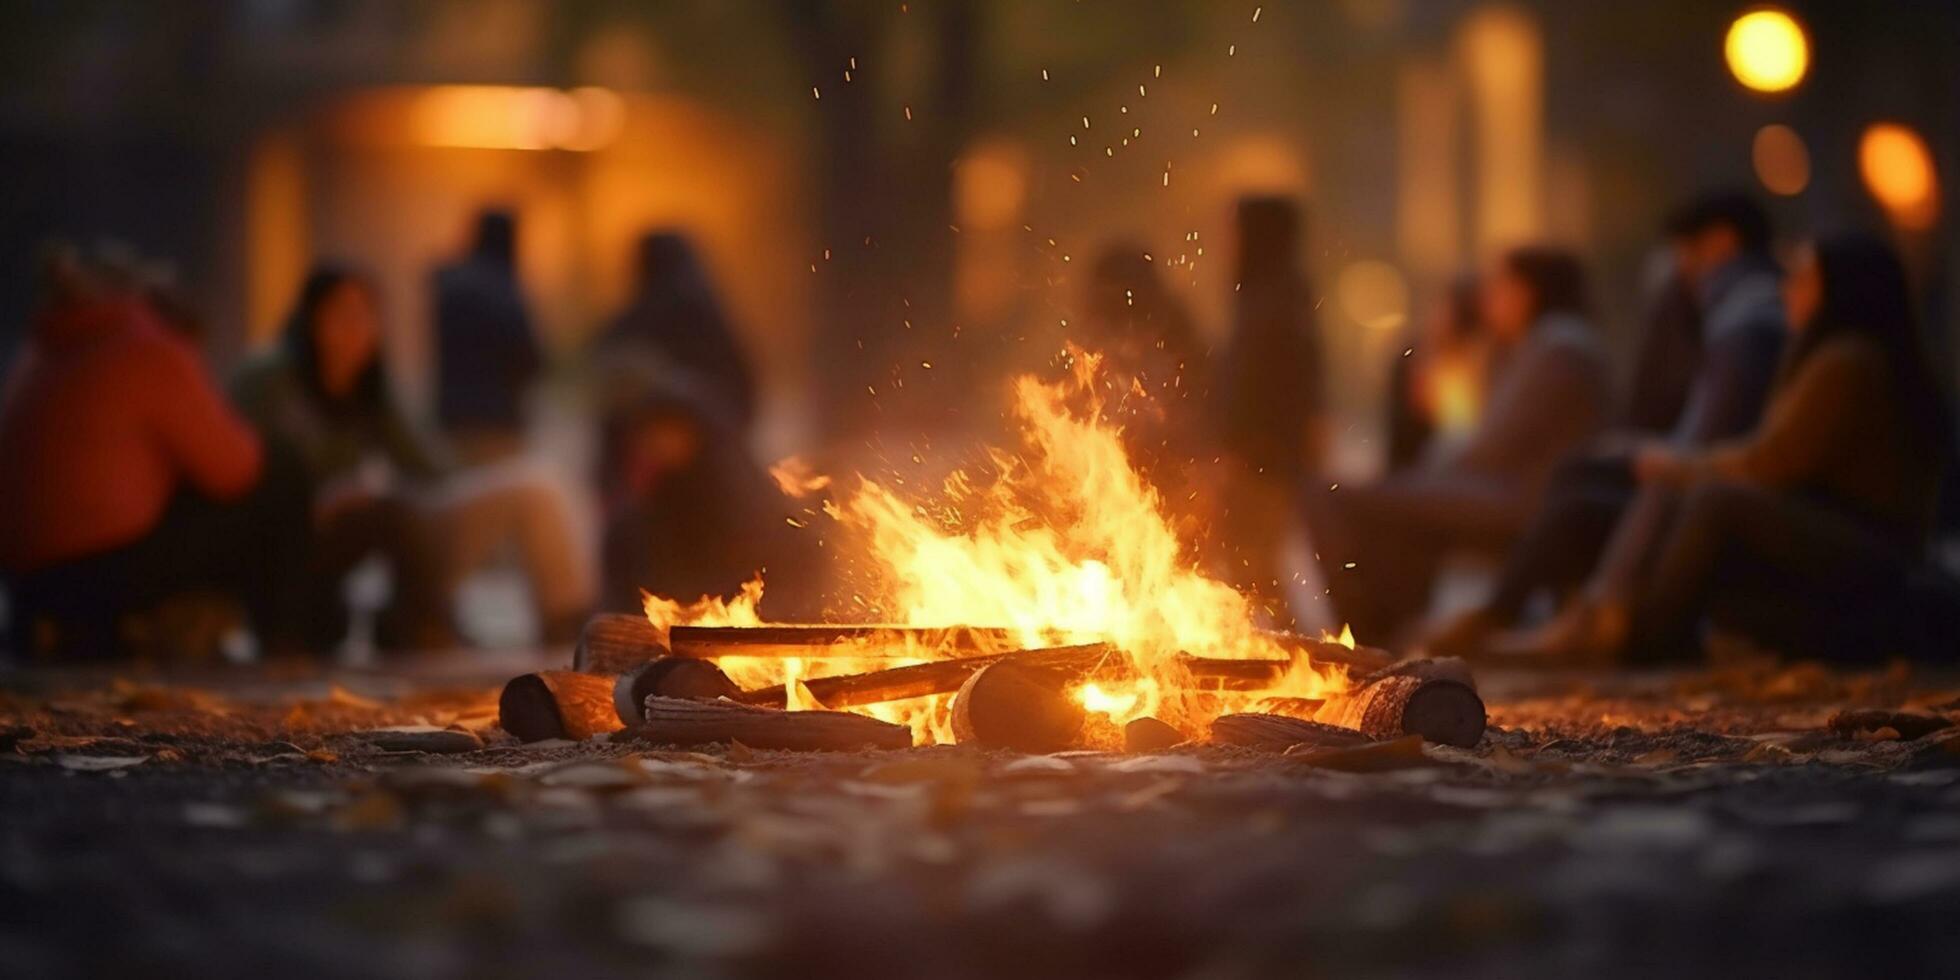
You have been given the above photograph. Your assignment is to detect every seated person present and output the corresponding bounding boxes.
[0,245,267,659]
[599,378,827,619]
[1505,233,1951,662]
[1299,246,1609,643]
[1428,193,1788,654]
[232,266,592,651]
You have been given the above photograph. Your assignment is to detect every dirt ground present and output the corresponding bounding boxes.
[4,652,1960,979]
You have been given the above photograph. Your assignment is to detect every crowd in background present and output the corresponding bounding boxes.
[1,189,1955,665]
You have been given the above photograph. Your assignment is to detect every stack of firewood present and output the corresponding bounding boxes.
[496,614,1486,753]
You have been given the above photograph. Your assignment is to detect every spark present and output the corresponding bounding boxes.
[1253,6,1262,22]
[812,86,821,100]
[903,105,913,120]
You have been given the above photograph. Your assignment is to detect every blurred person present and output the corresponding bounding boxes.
[432,208,542,460]
[599,377,826,618]
[1300,247,1609,642]
[1385,276,1490,472]
[598,231,757,430]
[1426,193,1787,655]
[1496,233,1951,663]
[1211,197,1327,605]
[233,266,591,651]
[0,245,269,658]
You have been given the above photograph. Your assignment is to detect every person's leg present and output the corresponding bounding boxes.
[1480,456,1634,620]
[415,461,595,643]
[1628,483,1913,661]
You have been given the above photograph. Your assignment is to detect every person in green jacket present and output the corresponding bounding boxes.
[233,266,591,652]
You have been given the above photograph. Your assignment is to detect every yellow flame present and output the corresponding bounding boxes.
[643,350,1348,744]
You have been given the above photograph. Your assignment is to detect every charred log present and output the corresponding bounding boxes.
[636,696,913,751]
[1322,672,1486,748]
[951,661,1085,752]
[573,613,668,674]
[735,643,1119,709]
[1124,716,1186,753]
[500,671,624,742]
[613,658,745,725]
[669,624,1023,660]
[1209,713,1373,751]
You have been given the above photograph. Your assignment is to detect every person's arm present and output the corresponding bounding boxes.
[375,394,451,482]
[1644,343,1876,488]
[1668,316,1784,446]
[147,335,262,499]
[1448,342,1602,475]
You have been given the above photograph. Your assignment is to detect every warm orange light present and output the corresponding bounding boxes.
[1335,260,1410,332]
[412,85,623,152]
[1725,8,1808,93]
[1751,124,1810,196]
[1860,123,1939,230]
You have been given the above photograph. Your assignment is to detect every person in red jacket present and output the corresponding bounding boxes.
[0,246,269,658]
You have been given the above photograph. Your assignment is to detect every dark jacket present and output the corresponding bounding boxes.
[432,256,540,432]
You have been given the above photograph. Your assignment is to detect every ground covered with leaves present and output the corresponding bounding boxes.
[4,654,1960,979]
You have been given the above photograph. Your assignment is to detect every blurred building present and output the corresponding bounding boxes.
[0,0,1954,460]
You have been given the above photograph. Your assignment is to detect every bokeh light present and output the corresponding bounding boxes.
[1335,260,1410,332]
[1724,8,1809,93]
[1859,122,1939,230]
[1751,124,1810,196]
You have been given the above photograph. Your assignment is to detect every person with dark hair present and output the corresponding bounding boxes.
[0,244,268,658]
[1426,193,1787,655]
[1210,197,1326,603]
[1299,245,1609,641]
[599,377,826,619]
[598,231,757,429]
[1385,276,1489,473]
[432,208,542,459]
[1501,232,1951,662]
[233,266,592,651]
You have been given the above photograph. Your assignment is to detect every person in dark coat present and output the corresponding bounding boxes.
[599,231,756,430]
[432,209,542,457]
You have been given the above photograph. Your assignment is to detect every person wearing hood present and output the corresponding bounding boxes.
[431,208,542,459]
[597,230,756,430]
[0,245,267,657]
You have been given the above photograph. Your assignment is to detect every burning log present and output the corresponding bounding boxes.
[951,661,1085,752]
[573,612,668,674]
[1320,668,1486,748]
[1209,713,1373,751]
[636,696,912,751]
[735,643,1119,709]
[1259,630,1397,675]
[612,658,745,725]
[669,624,1023,660]
[1124,716,1186,753]
[500,671,625,742]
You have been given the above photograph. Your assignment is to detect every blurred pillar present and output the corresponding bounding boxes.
[1395,57,1461,277]
[1458,5,1543,254]
[244,128,309,344]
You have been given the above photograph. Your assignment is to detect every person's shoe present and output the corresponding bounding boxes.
[1479,599,1628,668]
[1420,606,1502,659]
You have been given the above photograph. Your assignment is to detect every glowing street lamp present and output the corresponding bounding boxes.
[1725,8,1809,94]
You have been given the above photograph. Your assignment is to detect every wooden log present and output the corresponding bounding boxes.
[1258,630,1398,675]
[734,643,1120,709]
[669,623,1025,659]
[1250,696,1327,720]
[951,661,1085,752]
[574,613,668,674]
[1124,716,1185,753]
[613,658,745,726]
[636,696,912,751]
[1356,656,1477,690]
[500,671,624,742]
[1210,713,1373,751]
[1321,673,1486,748]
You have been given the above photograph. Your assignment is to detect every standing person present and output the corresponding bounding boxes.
[1081,243,1209,482]
[1211,197,1326,607]
[598,231,757,431]
[0,245,268,658]
[1300,247,1609,642]
[1500,233,1951,663]
[1426,193,1787,655]
[233,266,592,651]
[432,208,541,461]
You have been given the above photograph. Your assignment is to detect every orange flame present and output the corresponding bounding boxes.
[644,350,1349,744]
